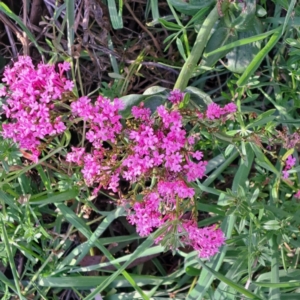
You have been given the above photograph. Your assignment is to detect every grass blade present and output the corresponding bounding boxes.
[0,2,44,54]
[205,28,278,57]
[236,26,282,87]
[196,259,263,300]
[0,218,25,299]
[55,203,151,299]
[65,0,75,56]
[107,0,123,29]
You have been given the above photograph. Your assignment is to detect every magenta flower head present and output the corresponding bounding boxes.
[168,89,185,105]
[1,56,72,160]
[206,102,237,120]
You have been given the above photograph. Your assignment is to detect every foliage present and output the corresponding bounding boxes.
[1,0,300,299]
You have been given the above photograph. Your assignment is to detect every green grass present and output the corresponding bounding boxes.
[1,0,300,299]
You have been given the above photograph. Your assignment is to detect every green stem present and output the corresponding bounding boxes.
[174,4,220,91]
[269,234,281,300]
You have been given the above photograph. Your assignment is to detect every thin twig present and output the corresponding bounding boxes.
[4,24,18,58]
[23,0,29,55]
[124,0,162,54]
[0,12,22,58]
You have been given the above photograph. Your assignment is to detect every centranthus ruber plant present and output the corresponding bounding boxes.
[0,57,238,258]
[0,56,74,162]
[67,89,237,258]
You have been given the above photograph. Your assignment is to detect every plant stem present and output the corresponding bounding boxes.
[174,4,220,91]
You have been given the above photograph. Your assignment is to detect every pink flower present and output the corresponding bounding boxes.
[0,86,6,96]
[66,147,85,165]
[168,89,185,104]
[131,103,151,121]
[282,170,289,179]
[59,61,71,72]
[71,95,124,144]
[127,192,163,236]
[0,56,72,158]
[182,222,225,258]
[206,102,237,120]
[64,80,74,91]
[184,160,207,182]
[295,190,300,199]
[224,103,237,113]
[206,103,223,120]
[286,155,296,169]
[192,150,203,160]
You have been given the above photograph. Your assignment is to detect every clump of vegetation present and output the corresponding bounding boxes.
[1,0,300,299]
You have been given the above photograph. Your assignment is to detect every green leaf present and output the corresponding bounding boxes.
[158,18,181,30]
[176,38,187,61]
[231,0,256,31]
[168,0,214,15]
[75,207,125,264]
[29,189,78,205]
[262,220,281,231]
[200,19,238,72]
[246,109,276,129]
[54,203,152,299]
[107,0,123,29]
[197,259,262,299]
[236,26,283,86]
[65,0,75,56]
[226,18,262,74]
[205,28,278,57]
[119,94,144,118]
[281,0,297,34]
[186,266,200,276]
[250,143,279,175]
[185,86,213,107]
[143,86,167,95]
[0,219,25,299]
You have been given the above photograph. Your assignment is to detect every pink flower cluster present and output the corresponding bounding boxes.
[67,98,224,257]
[123,103,225,257]
[281,155,300,199]
[123,104,207,182]
[127,181,225,258]
[182,222,225,258]
[282,155,296,179]
[206,102,237,120]
[66,95,124,192]
[1,57,226,259]
[168,89,185,104]
[70,95,124,145]
[0,56,73,161]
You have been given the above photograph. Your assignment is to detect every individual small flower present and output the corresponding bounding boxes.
[187,136,195,145]
[192,150,203,160]
[0,86,6,96]
[59,61,71,72]
[197,111,204,119]
[168,89,185,104]
[282,170,289,179]
[295,190,300,199]
[286,155,296,169]
[64,80,74,91]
